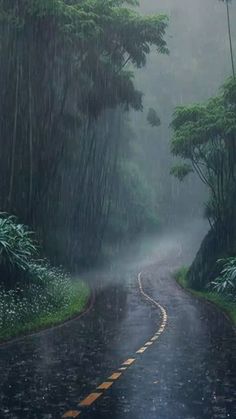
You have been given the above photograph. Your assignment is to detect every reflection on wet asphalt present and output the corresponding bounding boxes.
[0,261,235,418]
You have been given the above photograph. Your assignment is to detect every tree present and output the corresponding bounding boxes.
[147,108,161,127]
[219,0,235,78]
[170,78,236,233]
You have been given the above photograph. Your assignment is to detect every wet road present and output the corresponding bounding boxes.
[0,240,235,418]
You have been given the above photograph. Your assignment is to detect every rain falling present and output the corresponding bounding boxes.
[0,1,235,418]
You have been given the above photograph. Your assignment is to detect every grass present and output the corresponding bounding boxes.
[0,280,90,343]
[0,214,91,343]
[175,267,236,326]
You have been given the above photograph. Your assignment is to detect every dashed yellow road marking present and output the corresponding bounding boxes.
[97,381,113,390]
[62,272,168,418]
[122,358,135,366]
[62,411,81,418]
[136,346,147,354]
[108,372,122,380]
[137,272,168,353]
[79,392,102,406]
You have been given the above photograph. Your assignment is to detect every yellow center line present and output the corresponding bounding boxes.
[137,272,168,356]
[122,358,136,366]
[62,411,81,418]
[79,392,102,407]
[108,372,122,380]
[97,381,113,390]
[62,272,168,418]
[136,347,148,354]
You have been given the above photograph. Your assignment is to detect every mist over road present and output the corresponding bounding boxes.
[0,222,235,419]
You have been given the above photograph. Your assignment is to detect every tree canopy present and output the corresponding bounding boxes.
[171,77,236,228]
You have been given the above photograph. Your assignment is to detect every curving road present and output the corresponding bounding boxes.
[0,228,235,419]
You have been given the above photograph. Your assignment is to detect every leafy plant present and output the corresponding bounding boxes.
[0,214,70,293]
[0,213,37,275]
[170,163,193,182]
[211,257,236,299]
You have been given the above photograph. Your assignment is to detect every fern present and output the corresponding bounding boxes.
[211,257,236,299]
[0,213,37,274]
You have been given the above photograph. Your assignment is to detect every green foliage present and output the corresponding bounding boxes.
[170,163,193,181]
[0,214,72,294]
[222,77,236,110]
[147,108,161,127]
[211,257,236,299]
[171,79,236,159]
[0,214,37,275]
[170,77,236,225]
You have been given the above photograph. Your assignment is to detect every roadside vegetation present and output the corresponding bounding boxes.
[170,75,236,301]
[0,214,89,342]
[175,265,236,326]
[168,1,236,298]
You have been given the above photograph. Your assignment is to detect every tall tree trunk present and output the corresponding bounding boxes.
[28,56,33,214]
[8,53,20,207]
[226,1,235,79]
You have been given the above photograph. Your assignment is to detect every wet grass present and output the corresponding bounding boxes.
[0,281,90,343]
[175,267,236,326]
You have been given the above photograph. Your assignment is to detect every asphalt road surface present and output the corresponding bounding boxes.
[0,229,235,419]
